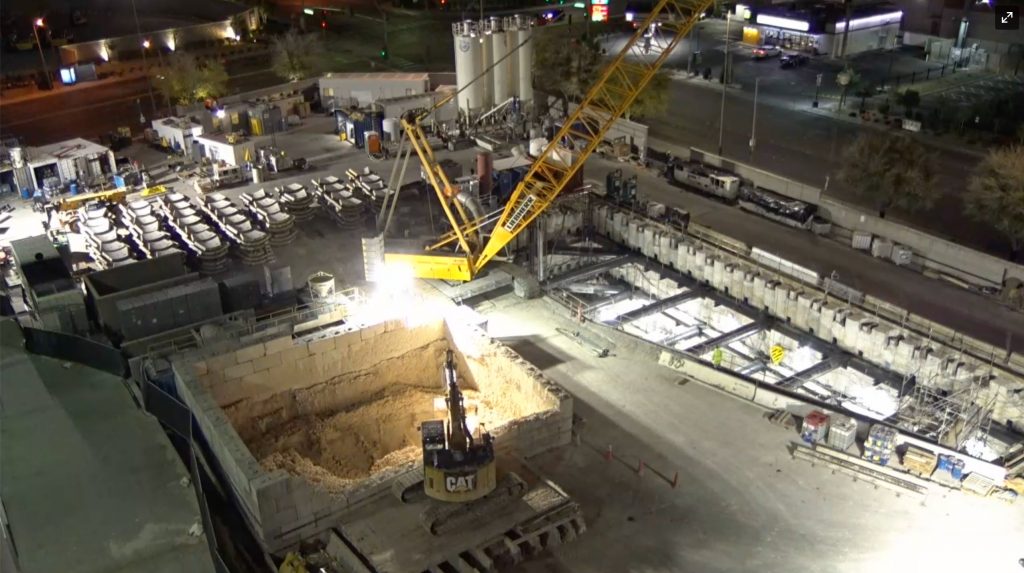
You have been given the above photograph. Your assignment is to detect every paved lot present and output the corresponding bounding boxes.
[480,297,1024,573]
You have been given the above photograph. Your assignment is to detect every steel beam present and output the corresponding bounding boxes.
[614,288,704,324]
[684,322,763,357]
[543,255,637,288]
[776,356,845,389]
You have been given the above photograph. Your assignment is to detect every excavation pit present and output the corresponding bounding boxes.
[173,314,574,553]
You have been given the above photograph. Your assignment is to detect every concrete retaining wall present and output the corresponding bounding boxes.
[173,314,572,554]
[679,146,1024,288]
[591,203,1024,429]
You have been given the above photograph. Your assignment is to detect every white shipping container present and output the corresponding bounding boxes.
[870,238,893,259]
[852,231,873,251]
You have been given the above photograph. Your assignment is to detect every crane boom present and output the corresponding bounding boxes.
[386,1,714,281]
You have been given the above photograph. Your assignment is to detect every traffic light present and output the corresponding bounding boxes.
[380,46,388,59]
[321,19,327,29]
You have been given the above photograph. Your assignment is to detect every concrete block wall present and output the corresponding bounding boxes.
[589,205,1024,428]
[174,314,573,554]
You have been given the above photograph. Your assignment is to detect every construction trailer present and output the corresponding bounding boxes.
[15,138,116,194]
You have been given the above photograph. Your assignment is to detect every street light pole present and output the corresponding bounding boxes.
[717,13,731,156]
[130,0,158,120]
[32,19,52,90]
[749,77,760,161]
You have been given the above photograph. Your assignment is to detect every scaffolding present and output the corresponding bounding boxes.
[895,373,995,450]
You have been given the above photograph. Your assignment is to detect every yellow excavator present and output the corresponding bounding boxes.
[421,349,497,502]
[382,0,713,281]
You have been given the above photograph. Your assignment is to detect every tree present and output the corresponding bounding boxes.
[271,30,326,82]
[838,132,939,217]
[899,89,921,116]
[153,53,229,106]
[965,145,1024,257]
[533,32,603,111]
[533,31,668,121]
[608,68,671,121]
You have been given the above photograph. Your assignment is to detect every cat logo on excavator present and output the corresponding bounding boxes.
[445,474,478,493]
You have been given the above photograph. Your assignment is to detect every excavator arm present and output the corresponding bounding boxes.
[386,0,714,281]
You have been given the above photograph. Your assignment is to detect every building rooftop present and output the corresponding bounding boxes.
[0,318,217,573]
[321,72,431,82]
[27,137,111,167]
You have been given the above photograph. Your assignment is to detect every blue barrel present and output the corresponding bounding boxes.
[20,187,31,199]
[936,455,950,471]
[69,182,79,196]
[113,174,126,189]
[950,460,965,480]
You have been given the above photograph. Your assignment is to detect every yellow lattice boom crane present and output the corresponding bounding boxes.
[384,0,714,281]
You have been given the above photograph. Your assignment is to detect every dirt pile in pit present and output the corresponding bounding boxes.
[233,385,517,493]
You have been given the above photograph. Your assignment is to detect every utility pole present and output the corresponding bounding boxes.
[749,77,760,161]
[32,19,52,90]
[717,13,731,156]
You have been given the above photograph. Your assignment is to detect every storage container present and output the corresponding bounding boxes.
[801,410,830,444]
[891,244,913,266]
[851,231,872,251]
[870,238,893,259]
[826,415,857,451]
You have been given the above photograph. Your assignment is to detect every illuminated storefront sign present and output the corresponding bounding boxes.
[833,11,903,32]
[591,0,609,22]
[755,14,811,32]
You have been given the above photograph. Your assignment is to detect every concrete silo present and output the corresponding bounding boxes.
[480,19,494,109]
[510,15,534,105]
[488,17,512,105]
[453,20,484,116]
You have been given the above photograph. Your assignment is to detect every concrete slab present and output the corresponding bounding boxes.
[0,330,215,573]
[483,296,1024,573]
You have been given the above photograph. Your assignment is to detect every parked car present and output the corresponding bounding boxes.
[752,45,781,60]
[780,53,809,68]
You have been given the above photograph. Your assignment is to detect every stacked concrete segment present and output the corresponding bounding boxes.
[159,192,230,274]
[203,193,274,266]
[241,189,297,247]
[77,207,135,268]
[346,166,392,214]
[276,183,317,222]
[311,175,366,230]
[120,199,184,260]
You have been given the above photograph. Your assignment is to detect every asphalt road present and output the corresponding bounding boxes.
[643,78,1008,253]
[0,58,281,146]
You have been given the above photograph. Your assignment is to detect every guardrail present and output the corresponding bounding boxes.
[145,288,365,357]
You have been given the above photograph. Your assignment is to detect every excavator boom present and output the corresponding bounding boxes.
[387,0,714,281]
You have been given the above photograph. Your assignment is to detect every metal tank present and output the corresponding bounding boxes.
[453,20,484,115]
[509,15,534,105]
[382,117,400,141]
[489,18,512,104]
